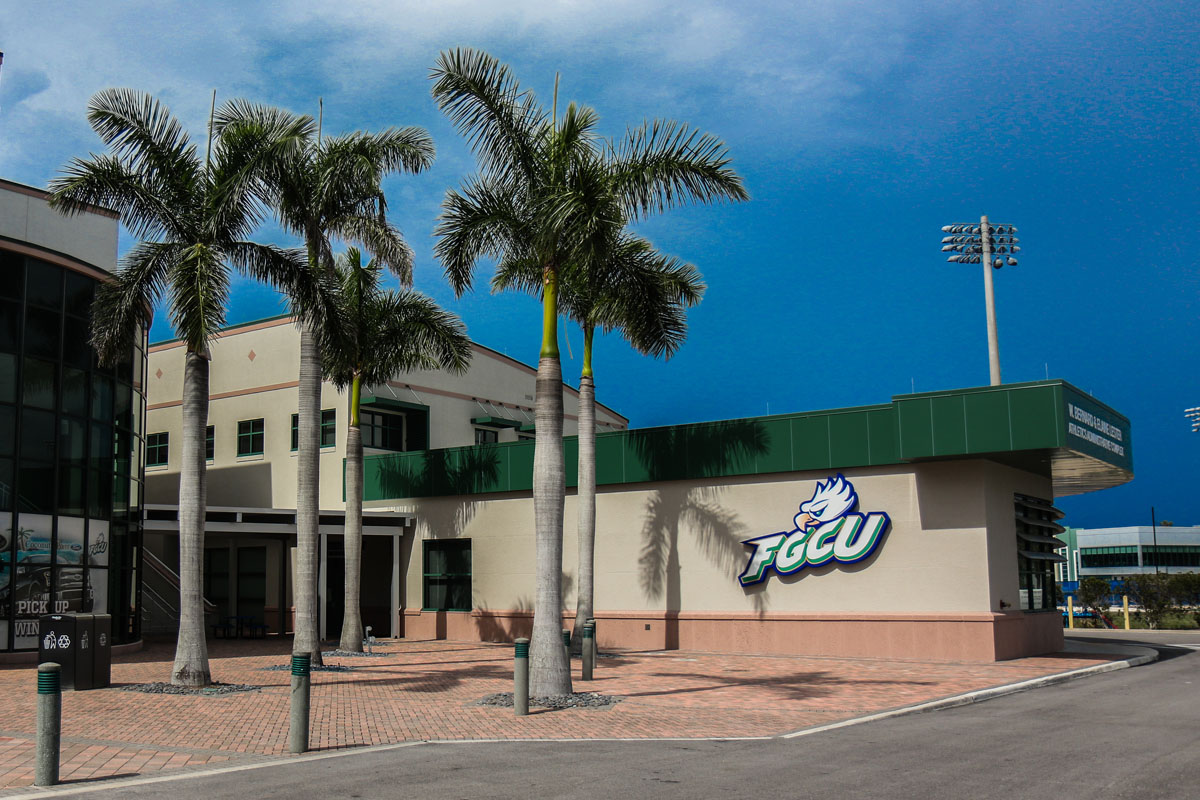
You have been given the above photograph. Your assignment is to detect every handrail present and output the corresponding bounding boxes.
[143,550,218,612]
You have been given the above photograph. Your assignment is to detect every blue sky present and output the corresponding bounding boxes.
[2,1,1197,527]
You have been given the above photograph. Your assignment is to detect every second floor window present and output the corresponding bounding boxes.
[237,418,264,457]
[474,428,498,445]
[361,409,405,451]
[291,409,336,450]
[146,432,169,466]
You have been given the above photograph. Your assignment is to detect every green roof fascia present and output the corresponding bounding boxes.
[360,379,1133,502]
[361,396,430,412]
[472,416,523,429]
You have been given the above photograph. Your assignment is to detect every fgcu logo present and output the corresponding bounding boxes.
[738,475,890,586]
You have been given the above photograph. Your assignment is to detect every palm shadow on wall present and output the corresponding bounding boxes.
[632,420,769,649]
[374,444,501,541]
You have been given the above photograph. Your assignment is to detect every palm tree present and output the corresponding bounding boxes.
[431,48,746,694]
[495,233,704,651]
[221,104,435,662]
[49,89,312,685]
[321,248,471,651]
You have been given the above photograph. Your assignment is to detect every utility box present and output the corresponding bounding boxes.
[38,614,78,689]
[92,614,112,688]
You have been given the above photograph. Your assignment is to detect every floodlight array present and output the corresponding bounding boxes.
[1186,406,1200,432]
[941,223,1020,268]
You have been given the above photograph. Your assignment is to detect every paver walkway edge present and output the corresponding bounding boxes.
[5,642,1157,798]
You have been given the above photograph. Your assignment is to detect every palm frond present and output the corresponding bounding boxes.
[609,118,749,220]
[166,243,231,353]
[430,47,545,184]
[91,241,177,363]
[47,154,178,240]
[84,88,199,196]
[329,214,414,285]
[434,178,528,296]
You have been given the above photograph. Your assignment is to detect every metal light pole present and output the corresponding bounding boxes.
[941,216,1020,386]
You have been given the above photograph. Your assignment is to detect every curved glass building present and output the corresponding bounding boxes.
[0,178,144,654]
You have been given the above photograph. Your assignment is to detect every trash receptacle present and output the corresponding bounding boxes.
[38,615,78,689]
[92,614,112,688]
[74,614,96,691]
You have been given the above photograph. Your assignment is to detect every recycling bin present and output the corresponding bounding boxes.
[92,614,112,688]
[38,614,106,690]
[38,614,78,689]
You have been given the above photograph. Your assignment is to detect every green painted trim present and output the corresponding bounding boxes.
[360,396,430,412]
[472,416,523,429]
[361,380,1134,502]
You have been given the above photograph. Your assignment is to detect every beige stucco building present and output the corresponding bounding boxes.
[141,315,627,638]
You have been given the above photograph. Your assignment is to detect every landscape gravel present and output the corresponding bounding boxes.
[120,682,261,695]
[261,663,355,672]
[322,649,389,658]
[477,692,622,709]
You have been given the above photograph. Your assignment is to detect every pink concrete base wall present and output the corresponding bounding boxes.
[400,609,1066,662]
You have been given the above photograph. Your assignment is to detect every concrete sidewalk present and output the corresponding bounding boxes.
[0,637,1140,793]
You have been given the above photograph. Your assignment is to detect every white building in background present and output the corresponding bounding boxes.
[1056,525,1200,583]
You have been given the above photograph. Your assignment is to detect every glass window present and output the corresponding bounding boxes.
[146,432,169,467]
[58,467,86,517]
[91,375,113,421]
[25,262,62,309]
[0,352,15,403]
[0,405,12,457]
[23,307,60,360]
[64,271,95,318]
[423,539,471,611]
[0,458,12,511]
[361,409,406,451]
[62,316,91,370]
[0,250,24,299]
[88,470,112,518]
[237,418,264,456]
[17,461,54,514]
[20,408,55,462]
[113,429,132,477]
[474,428,498,445]
[0,299,20,353]
[89,423,113,471]
[22,358,56,409]
[206,425,214,461]
[113,381,132,430]
[61,367,88,417]
[291,410,336,450]
[58,416,86,466]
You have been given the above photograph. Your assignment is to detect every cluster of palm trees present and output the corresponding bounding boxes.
[48,48,745,692]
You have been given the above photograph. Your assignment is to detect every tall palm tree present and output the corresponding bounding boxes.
[431,48,746,694]
[49,89,312,685]
[497,233,704,651]
[220,104,435,662]
[321,248,471,652]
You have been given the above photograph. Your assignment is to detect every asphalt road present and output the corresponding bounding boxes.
[39,642,1200,800]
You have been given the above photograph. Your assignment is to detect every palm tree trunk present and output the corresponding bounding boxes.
[339,376,365,652]
[172,350,211,686]
[295,324,324,664]
[571,327,596,654]
[530,268,572,696]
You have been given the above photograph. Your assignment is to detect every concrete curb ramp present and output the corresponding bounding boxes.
[14,644,1159,797]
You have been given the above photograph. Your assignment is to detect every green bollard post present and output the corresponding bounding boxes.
[514,638,530,716]
[588,617,598,665]
[582,623,594,681]
[289,652,311,754]
[36,663,61,787]
[562,629,571,663]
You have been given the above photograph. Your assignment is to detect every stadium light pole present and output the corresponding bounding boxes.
[941,215,1020,386]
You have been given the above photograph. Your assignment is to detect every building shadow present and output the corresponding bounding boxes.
[631,419,770,648]
[375,445,501,540]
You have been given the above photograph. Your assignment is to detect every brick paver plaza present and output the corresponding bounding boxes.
[0,638,1117,791]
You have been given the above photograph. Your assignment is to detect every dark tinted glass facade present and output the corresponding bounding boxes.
[0,251,146,651]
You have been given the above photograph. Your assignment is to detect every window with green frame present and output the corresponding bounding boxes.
[146,432,169,466]
[1014,494,1066,612]
[361,408,405,451]
[1142,546,1200,568]
[291,409,336,450]
[205,425,214,461]
[1079,546,1139,568]
[236,418,264,456]
[423,539,471,611]
[474,427,498,445]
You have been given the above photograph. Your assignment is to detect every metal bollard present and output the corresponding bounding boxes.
[588,617,598,667]
[1123,595,1131,630]
[1067,596,1074,629]
[289,652,311,754]
[514,638,530,716]
[582,623,594,681]
[36,663,61,787]
[562,629,571,663]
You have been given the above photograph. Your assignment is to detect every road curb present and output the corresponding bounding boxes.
[779,643,1158,739]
